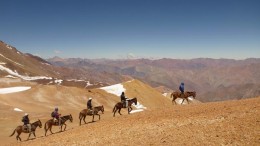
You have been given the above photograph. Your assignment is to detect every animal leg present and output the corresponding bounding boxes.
[118,108,122,115]
[17,133,21,141]
[128,107,132,114]
[63,124,67,131]
[50,126,54,134]
[27,132,31,140]
[113,109,118,117]
[186,99,189,104]
[92,115,95,122]
[45,127,50,136]
[79,117,82,126]
[83,116,87,124]
[44,128,48,136]
[181,99,185,104]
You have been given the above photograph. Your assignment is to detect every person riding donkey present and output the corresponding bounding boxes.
[51,107,61,126]
[22,113,31,133]
[120,92,128,108]
[179,82,185,98]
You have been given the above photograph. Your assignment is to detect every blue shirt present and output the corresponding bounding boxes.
[179,84,184,93]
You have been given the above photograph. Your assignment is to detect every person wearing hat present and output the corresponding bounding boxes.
[87,97,93,110]
[179,82,185,98]
[22,113,31,133]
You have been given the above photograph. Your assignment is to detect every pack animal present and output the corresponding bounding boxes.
[170,91,196,104]
[79,105,104,125]
[112,97,137,117]
[9,119,42,141]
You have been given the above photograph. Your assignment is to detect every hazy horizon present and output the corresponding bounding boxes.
[1,0,259,59]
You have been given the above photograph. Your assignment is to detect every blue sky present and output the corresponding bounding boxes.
[0,0,259,59]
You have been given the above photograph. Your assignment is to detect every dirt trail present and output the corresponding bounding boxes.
[5,97,260,146]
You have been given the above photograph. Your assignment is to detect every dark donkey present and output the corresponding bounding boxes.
[9,119,42,141]
[112,97,137,117]
[170,91,196,104]
[79,105,104,125]
[44,114,73,136]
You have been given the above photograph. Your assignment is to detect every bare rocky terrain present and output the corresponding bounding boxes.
[48,57,260,102]
[1,40,259,145]
[3,95,260,146]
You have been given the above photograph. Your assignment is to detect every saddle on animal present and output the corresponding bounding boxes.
[122,100,128,108]
[22,125,30,132]
[53,118,60,125]
[87,109,94,115]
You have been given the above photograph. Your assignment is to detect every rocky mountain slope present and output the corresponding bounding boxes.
[1,40,259,145]
[1,40,259,102]
[48,57,260,102]
[0,41,118,88]
[6,97,260,146]
[0,79,172,145]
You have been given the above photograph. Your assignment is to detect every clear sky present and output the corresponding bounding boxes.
[0,0,260,59]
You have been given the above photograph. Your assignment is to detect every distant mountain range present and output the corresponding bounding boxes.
[47,56,260,102]
[1,40,259,102]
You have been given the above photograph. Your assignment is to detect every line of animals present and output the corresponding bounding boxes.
[9,90,196,142]
[8,97,138,142]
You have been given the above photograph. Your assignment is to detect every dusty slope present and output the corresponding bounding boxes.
[0,79,171,145]
[5,97,260,146]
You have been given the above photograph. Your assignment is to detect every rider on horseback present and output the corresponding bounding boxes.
[87,97,94,114]
[120,92,127,108]
[22,113,31,133]
[179,82,185,98]
[52,107,61,125]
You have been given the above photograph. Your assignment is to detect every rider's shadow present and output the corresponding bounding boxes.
[20,137,36,142]
[83,121,97,125]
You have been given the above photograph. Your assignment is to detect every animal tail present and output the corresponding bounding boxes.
[9,129,16,137]
[170,93,173,98]
[112,105,116,113]
[79,112,82,119]
[44,121,48,131]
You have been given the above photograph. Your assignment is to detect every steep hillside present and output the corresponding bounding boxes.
[0,41,115,88]
[6,97,260,146]
[0,79,171,145]
[0,41,58,78]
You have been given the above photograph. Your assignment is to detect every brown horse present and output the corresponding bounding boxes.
[9,119,42,141]
[79,105,104,125]
[112,97,137,117]
[171,91,196,105]
[44,114,73,136]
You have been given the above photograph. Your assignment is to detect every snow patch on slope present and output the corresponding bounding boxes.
[0,86,31,94]
[0,64,52,81]
[100,82,147,113]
